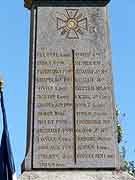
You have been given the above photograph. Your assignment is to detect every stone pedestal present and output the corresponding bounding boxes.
[22,5,119,171]
[21,1,132,180]
[19,171,135,180]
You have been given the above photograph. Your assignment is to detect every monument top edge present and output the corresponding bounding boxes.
[24,0,111,10]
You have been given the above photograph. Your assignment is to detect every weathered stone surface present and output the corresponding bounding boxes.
[19,171,135,180]
[22,6,119,170]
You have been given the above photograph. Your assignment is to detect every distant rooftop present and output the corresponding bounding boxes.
[24,0,110,9]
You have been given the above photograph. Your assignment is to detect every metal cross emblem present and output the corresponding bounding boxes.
[57,9,88,39]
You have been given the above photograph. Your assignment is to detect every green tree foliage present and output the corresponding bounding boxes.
[116,107,135,177]
[116,107,123,144]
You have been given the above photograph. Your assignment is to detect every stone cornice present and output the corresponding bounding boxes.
[24,0,111,10]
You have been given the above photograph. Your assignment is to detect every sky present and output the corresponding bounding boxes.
[0,0,135,176]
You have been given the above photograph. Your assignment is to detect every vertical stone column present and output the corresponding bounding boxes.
[22,5,119,171]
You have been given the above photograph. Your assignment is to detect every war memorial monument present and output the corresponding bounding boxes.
[19,0,135,179]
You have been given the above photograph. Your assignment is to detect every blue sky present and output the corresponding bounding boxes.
[0,0,135,175]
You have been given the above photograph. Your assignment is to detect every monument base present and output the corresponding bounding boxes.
[18,171,135,180]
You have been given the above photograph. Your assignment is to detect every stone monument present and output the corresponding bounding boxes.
[19,0,135,179]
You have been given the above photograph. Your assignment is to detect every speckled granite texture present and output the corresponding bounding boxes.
[18,171,135,180]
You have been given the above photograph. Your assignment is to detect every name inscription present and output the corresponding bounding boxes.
[33,47,116,168]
